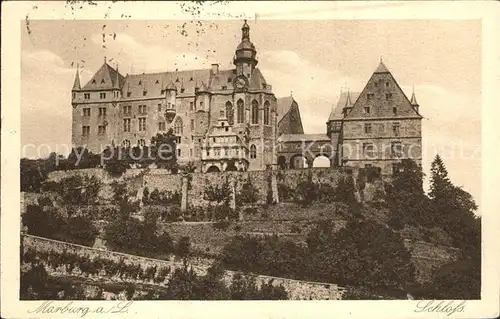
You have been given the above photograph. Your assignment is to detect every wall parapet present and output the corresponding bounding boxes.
[22,234,345,300]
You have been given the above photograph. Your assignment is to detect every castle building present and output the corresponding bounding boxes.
[71,21,280,172]
[326,61,423,174]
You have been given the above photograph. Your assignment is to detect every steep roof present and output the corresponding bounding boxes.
[276,96,294,123]
[122,69,211,99]
[410,92,419,105]
[328,91,360,121]
[345,62,422,119]
[208,69,237,91]
[374,61,390,73]
[72,68,81,91]
[248,68,267,90]
[82,62,125,91]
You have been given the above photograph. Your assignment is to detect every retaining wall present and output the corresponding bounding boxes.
[22,234,345,300]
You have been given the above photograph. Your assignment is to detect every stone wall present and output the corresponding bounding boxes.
[46,167,352,208]
[22,234,345,300]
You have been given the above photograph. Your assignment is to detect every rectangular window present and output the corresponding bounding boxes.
[200,101,204,108]
[143,90,147,96]
[123,119,131,132]
[123,105,132,116]
[385,81,390,87]
[177,149,181,157]
[127,92,131,97]
[100,92,106,99]
[138,105,147,115]
[393,123,400,136]
[365,164,372,168]
[206,149,210,156]
[84,93,90,100]
[222,85,227,90]
[138,118,147,131]
[72,93,76,99]
[364,123,372,134]
[98,107,106,116]
[82,126,90,137]
[190,102,194,111]
[190,119,194,131]
[364,107,371,114]
[391,142,403,158]
[175,136,181,144]
[367,93,374,100]
[98,125,106,135]
[385,93,393,100]
[158,104,162,112]
[363,143,374,157]
[158,122,166,131]
[393,107,397,115]
[83,108,91,117]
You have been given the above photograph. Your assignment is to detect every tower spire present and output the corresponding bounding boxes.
[410,85,419,106]
[242,19,250,40]
[113,63,120,89]
[72,63,81,91]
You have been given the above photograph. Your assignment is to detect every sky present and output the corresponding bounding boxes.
[20,18,481,212]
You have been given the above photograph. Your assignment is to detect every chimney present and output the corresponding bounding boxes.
[211,63,219,74]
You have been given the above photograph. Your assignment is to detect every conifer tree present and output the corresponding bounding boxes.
[429,154,453,201]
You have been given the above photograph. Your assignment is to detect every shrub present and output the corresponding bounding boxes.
[317,183,336,203]
[237,179,259,205]
[295,181,318,206]
[278,183,294,201]
[104,160,129,177]
[213,220,231,231]
[388,216,405,230]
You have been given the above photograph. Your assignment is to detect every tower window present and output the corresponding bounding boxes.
[393,107,397,115]
[100,92,106,99]
[92,79,96,84]
[82,126,90,137]
[393,123,400,136]
[251,100,259,124]
[84,93,90,99]
[364,123,372,134]
[237,99,244,123]
[72,93,76,99]
[264,101,270,125]
[364,107,371,114]
[98,125,106,135]
[83,108,91,117]
[101,79,105,84]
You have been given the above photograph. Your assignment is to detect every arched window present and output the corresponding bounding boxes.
[264,100,270,125]
[250,144,257,159]
[174,117,183,135]
[237,99,244,123]
[225,101,234,125]
[251,100,259,124]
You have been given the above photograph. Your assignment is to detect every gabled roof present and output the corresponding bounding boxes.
[276,96,294,123]
[345,62,422,119]
[328,91,360,121]
[82,62,125,91]
[208,69,237,91]
[374,61,390,73]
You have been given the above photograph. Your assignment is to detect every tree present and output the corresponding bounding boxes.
[307,219,415,295]
[203,180,232,206]
[151,128,178,171]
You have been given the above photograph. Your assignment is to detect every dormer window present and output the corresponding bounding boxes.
[385,93,393,100]
[101,79,105,84]
[175,78,179,83]
[189,77,193,81]
[181,88,185,93]
[143,90,147,96]
[155,80,159,84]
[92,79,96,84]
[138,80,142,85]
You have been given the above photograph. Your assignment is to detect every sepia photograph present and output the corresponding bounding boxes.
[2,1,499,319]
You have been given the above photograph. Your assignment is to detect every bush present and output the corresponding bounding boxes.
[295,181,318,206]
[104,160,129,177]
[213,221,231,231]
[317,183,336,203]
[278,184,294,201]
[237,179,259,205]
[388,216,405,230]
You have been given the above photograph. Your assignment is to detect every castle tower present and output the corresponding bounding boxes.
[410,88,420,113]
[233,20,258,79]
[71,65,81,106]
